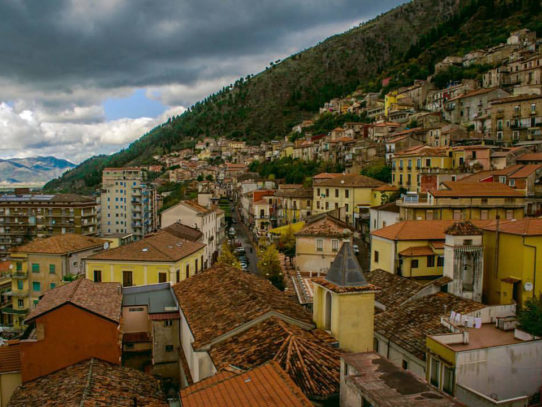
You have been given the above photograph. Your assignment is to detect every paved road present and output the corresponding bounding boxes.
[230,205,258,274]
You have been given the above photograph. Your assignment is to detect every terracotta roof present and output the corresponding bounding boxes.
[373,184,399,192]
[491,164,524,176]
[162,222,203,241]
[275,188,313,199]
[445,221,482,236]
[371,202,400,213]
[481,218,542,236]
[314,174,384,188]
[209,318,340,400]
[25,278,122,324]
[180,200,214,214]
[365,270,424,310]
[86,230,205,262]
[375,293,485,360]
[509,164,542,178]
[456,170,497,183]
[8,358,167,406]
[180,361,312,407]
[312,173,342,180]
[371,220,493,241]
[398,246,435,257]
[491,94,541,105]
[173,265,313,348]
[295,215,352,238]
[447,87,500,101]
[517,152,542,162]
[431,182,524,197]
[393,146,448,158]
[0,344,21,373]
[12,234,106,255]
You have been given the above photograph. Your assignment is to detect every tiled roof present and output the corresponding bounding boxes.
[447,87,500,101]
[312,173,342,180]
[0,344,21,373]
[398,246,435,256]
[295,215,352,238]
[393,146,448,157]
[86,230,205,262]
[371,202,400,213]
[173,265,313,348]
[491,94,541,105]
[314,174,384,188]
[371,220,493,241]
[509,164,542,178]
[12,234,106,255]
[162,222,203,241]
[490,164,524,176]
[181,200,214,214]
[209,318,340,399]
[275,188,313,199]
[481,218,542,236]
[49,194,96,204]
[375,292,485,360]
[180,361,312,407]
[8,358,167,406]
[25,278,122,324]
[456,170,497,183]
[373,184,399,192]
[365,269,424,310]
[517,152,542,162]
[431,181,524,197]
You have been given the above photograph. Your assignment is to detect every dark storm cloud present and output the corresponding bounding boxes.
[0,0,405,92]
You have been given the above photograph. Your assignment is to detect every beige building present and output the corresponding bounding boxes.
[490,94,542,144]
[0,193,97,259]
[100,168,157,240]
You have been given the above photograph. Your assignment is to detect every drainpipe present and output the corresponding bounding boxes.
[522,236,537,300]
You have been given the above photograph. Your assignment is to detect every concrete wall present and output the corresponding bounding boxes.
[456,340,542,401]
[374,333,426,379]
[369,209,400,232]
[456,383,528,407]
[122,305,149,333]
[0,372,21,407]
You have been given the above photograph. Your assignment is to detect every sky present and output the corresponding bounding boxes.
[0,0,405,163]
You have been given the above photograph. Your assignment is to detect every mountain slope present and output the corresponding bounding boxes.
[45,0,542,193]
[0,156,75,185]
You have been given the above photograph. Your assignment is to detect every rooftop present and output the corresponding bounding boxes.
[365,269,424,310]
[295,214,352,238]
[180,361,312,407]
[0,343,21,373]
[431,181,524,198]
[324,242,369,289]
[25,278,122,324]
[433,323,523,352]
[517,152,542,162]
[209,317,341,400]
[343,352,462,406]
[481,218,542,236]
[86,230,205,263]
[173,265,313,348]
[393,146,448,158]
[375,292,486,360]
[371,220,492,241]
[8,358,167,406]
[162,222,203,241]
[0,193,95,204]
[122,283,177,315]
[445,221,482,236]
[12,234,106,255]
[314,174,384,188]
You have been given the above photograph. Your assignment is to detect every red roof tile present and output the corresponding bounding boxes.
[371,220,493,241]
[12,234,106,255]
[481,218,542,236]
[431,181,524,197]
[295,215,352,238]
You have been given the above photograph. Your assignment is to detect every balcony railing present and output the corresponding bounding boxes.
[11,272,27,279]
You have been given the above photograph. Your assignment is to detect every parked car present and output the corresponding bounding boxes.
[234,247,246,255]
[353,244,360,255]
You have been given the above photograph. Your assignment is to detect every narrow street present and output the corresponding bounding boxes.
[230,203,258,274]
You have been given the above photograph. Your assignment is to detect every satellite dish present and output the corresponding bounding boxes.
[103,242,110,250]
[524,282,533,292]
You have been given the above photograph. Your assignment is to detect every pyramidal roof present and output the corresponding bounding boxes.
[325,241,368,287]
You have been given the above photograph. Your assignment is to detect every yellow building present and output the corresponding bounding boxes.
[197,149,211,160]
[85,230,205,287]
[313,174,384,226]
[275,186,312,225]
[392,146,453,192]
[370,220,493,278]
[295,214,353,276]
[371,185,400,206]
[7,234,107,330]
[397,181,525,221]
[481,218,542,308]
[312,242,376,353]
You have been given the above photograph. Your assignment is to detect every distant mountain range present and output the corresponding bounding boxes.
[0,156,75,185]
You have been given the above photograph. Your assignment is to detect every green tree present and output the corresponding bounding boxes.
[257,244,285,291]
[197,174,204,182]
[518,295,542,337]
[279,225,296,264]
[361,162,392,183]
[217,242,241,270]
[205,174,214,181]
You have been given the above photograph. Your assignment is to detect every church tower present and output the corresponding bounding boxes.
[312,241,377,353]
[444,221,484,302]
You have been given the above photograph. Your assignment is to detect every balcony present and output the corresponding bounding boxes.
[11,272,27,279]
[2,306,29,315]
[10,290,28,298]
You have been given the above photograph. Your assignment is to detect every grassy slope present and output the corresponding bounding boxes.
[45,0,542,193]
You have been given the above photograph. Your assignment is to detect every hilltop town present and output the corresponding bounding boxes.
[0,28,541,407]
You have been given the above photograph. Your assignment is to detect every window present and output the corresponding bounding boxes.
[317,188,320,196]
[122,271,133,287]
[335,189,339,198]
[463,239,472,246]
[427,256,435,267]
[332,240,339,252]
[437,256,444,267]
[325,189,329,197]
[31,263,39,273]
[411,259,419,268]
[159,272,167,283]
[164,320,173,327]
[345,204,349,212]
[32,282,41,292]
[49,264,55,274]
[316,201,320,209]
[481,210,488,220]
[506,210,513,220]
[509,179,515,187]
[325,202,329,210]
[316,239,323,252]
[93,270,102,282]
[512,131,519,141]
[129,307,144,312]
[430,357,440,387]
[497,131,503,140]
[16,262,22,272]
[50,283,56,289]
[345,189,349,198]
[402,360,408,370]
[18,299,24,308]
[165,345,174,352]
[176,270,180,283]
[17,280,23,290]
[374,251,379,263]
[425,159,431,167]
[443,366,454,395]
[186,264,190,279]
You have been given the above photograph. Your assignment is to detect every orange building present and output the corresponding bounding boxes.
[19,278,122,382]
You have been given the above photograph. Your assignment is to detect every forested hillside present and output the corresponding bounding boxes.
[45,0,542,193]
